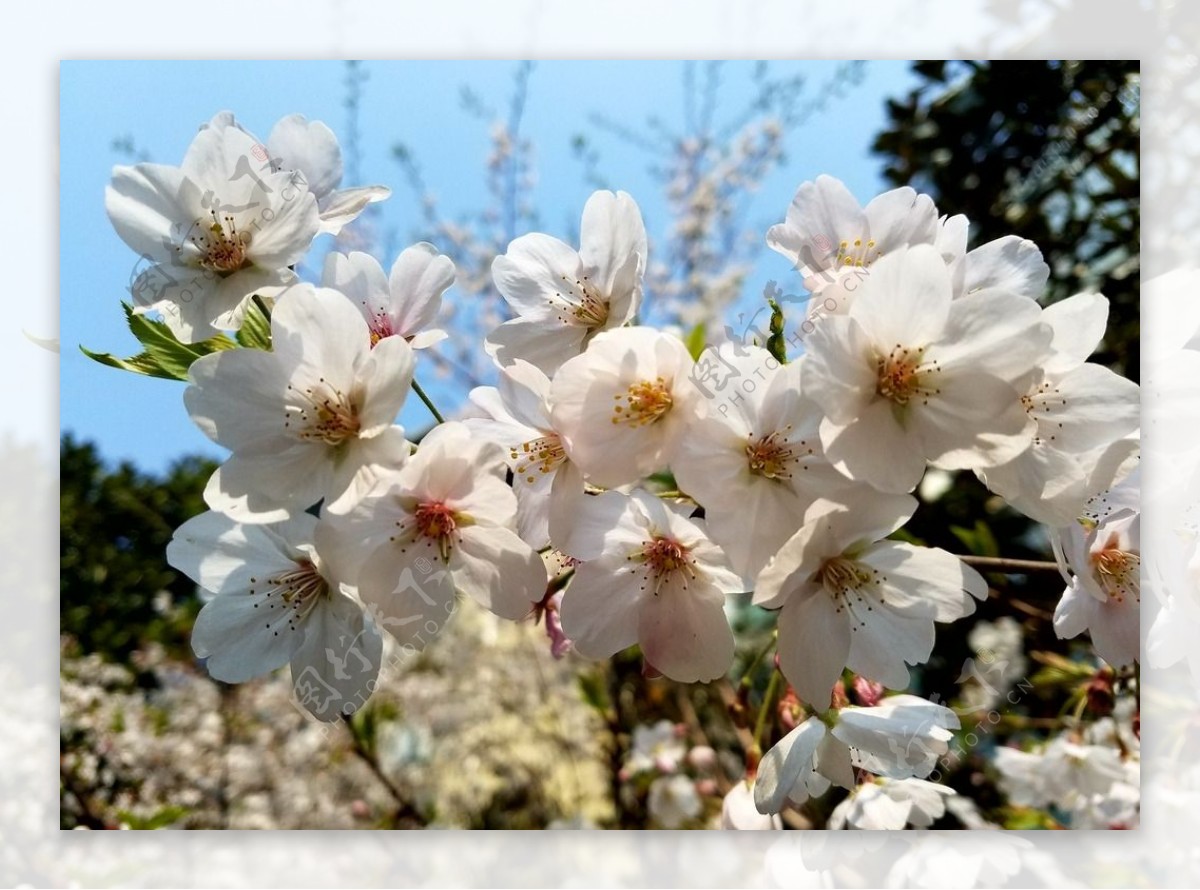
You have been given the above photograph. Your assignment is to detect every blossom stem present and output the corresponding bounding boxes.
[411,379,446,424]
[956,555,1063,573]
[739,631,778,690]
[752,668,784,754]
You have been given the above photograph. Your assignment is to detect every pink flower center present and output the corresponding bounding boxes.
[817,556,888,630]
[631,535,696,594]
[1091,544,1139,603]
[250,559,329,636]
[552,274,610,328]
[745,428,808,480]
[414,502,459,562]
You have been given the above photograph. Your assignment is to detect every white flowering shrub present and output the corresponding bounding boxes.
[79,101,1140,830]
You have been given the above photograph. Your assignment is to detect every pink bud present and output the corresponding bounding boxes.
[851,675,885,707]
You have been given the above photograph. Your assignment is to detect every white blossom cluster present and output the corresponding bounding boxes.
[102,112,1141,827]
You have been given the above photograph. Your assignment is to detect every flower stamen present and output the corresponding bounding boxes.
[612,377,673,427]
[876,345,940,407]
[285,378,362,446]
[511,434,567,484]
[188,209,251,274]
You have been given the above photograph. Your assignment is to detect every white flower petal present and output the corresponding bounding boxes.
[452,525,545,619]
[290,588,382,721]
[753,716,827,815]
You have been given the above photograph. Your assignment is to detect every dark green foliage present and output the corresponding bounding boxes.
[60,435,216,662]
[874,60,1139,379]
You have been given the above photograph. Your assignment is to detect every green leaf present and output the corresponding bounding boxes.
[684,323,707,361]
[950,520,1000,557]
[577,669,612,714]
[116,805,188,830]
[235,296,273,350]
[81,303,237,381]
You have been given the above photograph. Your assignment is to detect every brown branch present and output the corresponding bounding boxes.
[958,555,1064,573]
[340,714,425,828]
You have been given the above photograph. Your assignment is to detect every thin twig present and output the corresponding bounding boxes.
[411,379,446,424]
[340,714,425,828]
[958,555,1063,573]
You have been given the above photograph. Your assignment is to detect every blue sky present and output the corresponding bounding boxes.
[60,60,920,474]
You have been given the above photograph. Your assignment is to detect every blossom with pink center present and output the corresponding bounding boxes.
[800,243,1051,494]
[754,494,987,709]
[106,111,322,343]
[671,344,858,580]
[318,422,547,651]
[557,489,743,683]
[167,510,381,722]
[1053,478,1141,666]
[321,245,454,350]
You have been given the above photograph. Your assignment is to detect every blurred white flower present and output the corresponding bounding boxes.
[1000,736,1129,805]
[828,778,955,830]
[720,781,782,830]
[626,720,687,775]
[647,774,701,828]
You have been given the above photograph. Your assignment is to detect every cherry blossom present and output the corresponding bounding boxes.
[463,360,585,550]
[487,190,647,374]
[827,778,956,830]
[321,245,455,349]
[106,112,321,342]
[185,283,414,522]
[754,496,987,708]
[672,344,858,580]
[557,489,743,683]
[166,510,381,722]
[977,292,1140,526]
[766,175,938,296]
[753,695,960,815]
[549,326,704,489]
[318,422,546,651]
[801,243,1051,494]
[1054,507,1141,667]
